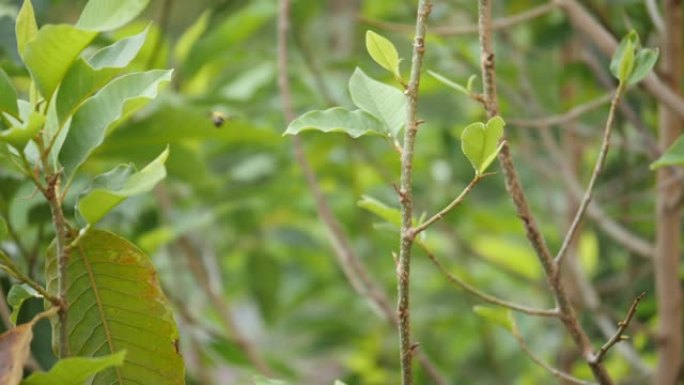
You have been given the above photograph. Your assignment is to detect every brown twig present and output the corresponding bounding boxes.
[477,1,614,383]
[592,292,646,364]
[508,93,612,129]
[360,3,556,36]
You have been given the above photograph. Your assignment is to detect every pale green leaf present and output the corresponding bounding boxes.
[7,284,42,326]
[651,135,684,169]
[473,306,515,333]
[57,27,149,124]
[77,0,150,32]
[0,100,45,150]
[427,70,469,96]
[21,351,126,385]
[253,376,290,385]
[174,11,210,63]
[629,48,659,85]
[579,231,598,277]
[46,230,184,385]
[461,116,505,175]
[0,68,18,118]
[59,69,172,178]
[284,107,385,138]
[22,25,98,98]
[365,30,400,79]
[610,31,638,83]
[358,195,402,227]
[472,235,541,280]
[349,67,406,138]
[15,0,37,56]
[78,147,169,225]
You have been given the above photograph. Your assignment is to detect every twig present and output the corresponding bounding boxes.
[477,1,614,383]
[360,3,556,36]
[396,2,432,384]
[410,175,482,237]
[555,83,626,266]
[512,326,598,385]
[592,292,646,364]
[0,250,60,306]
[508,93,612,129]
[417,242,559,317]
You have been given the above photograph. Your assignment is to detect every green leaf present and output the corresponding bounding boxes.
[651,135,684,169]
[610,31,638,83]
[89,27,149,69]
[629,48,659,85]
[349,67,406,138]
[77,0,151,32]
[358,195,402,227]
[427,70,469,96]
[45,230,184,385]
[473,306,515,333]
[0,100,45,150]
[22,25,98,98]
[174,11,210,64]
[78,147,169,225]
[21,351,126,385]
[0,68,18,118]
[365,30,400,79]
[15,0,38,57]
[284,107,385,138]
[7,284,42,326]
[461,116,505,175]
[58,69,172,178]
[253,376,290,385]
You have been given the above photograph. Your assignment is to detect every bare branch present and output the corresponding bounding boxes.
[508,93,612,129]
[592,292,646,364]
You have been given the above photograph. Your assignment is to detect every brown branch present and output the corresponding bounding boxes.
[508,93,612,129]
[555,83,626,266]
[418,242,559,317]
[592,292,646,364]
[477,1,614,383]
[360,3,556,36]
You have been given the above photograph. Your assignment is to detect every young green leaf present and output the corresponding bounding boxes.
[7,284,42,326]
[77,147,169,225]
[22,25,98,98]
[45,230,185,385]
[0,100,45,150]
[21,351,126,385]
[427,70,469,96]
[0,68,18,118]
[15,0,38,56]
[365,30,400,79]
[610,31,638,83]
[473,306,515,333]
[58,69,173,178]
[285,107,385,138]
[253,376,290,385]
[629,47,659,85]
[348,67,406,138]
[77,0,151,32]
[358,195,402,228]
[461,116,505,175]
[651,134,684,169]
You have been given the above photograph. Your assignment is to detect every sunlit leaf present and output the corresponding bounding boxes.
[285,107,385,138]
[77,147,169,225]
[358,195,402,228]
[651,135,684,169]
[473,306,515,333]
[22,25,97,98]
[21,351,126,385]
[7,284,42,326]
[77,0,150,32]
[427,70,469,96]
[15,0,38,56]
[58,69,172,178]
[365,30,400,79]
[461,116,505,175]
[46,230,184,385]
[348,68,406,138]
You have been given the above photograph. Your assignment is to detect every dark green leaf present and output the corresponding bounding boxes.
[0,68,18,118]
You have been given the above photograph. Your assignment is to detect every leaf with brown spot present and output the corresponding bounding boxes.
[0,322,33,385]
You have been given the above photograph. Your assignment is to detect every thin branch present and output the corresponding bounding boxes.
[0,250,60,306]
[645,0,665,35]
[555,83,626,266]
[592,292,646,364]
[417,242,559,317]
[360,3,557,36]
[396,2,432,384]
[477,1,614,383]
[512,327,598,385]
[508,93,612,129]
[410,175,482,237]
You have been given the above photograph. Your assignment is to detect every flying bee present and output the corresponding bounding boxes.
[210,111,226,128]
